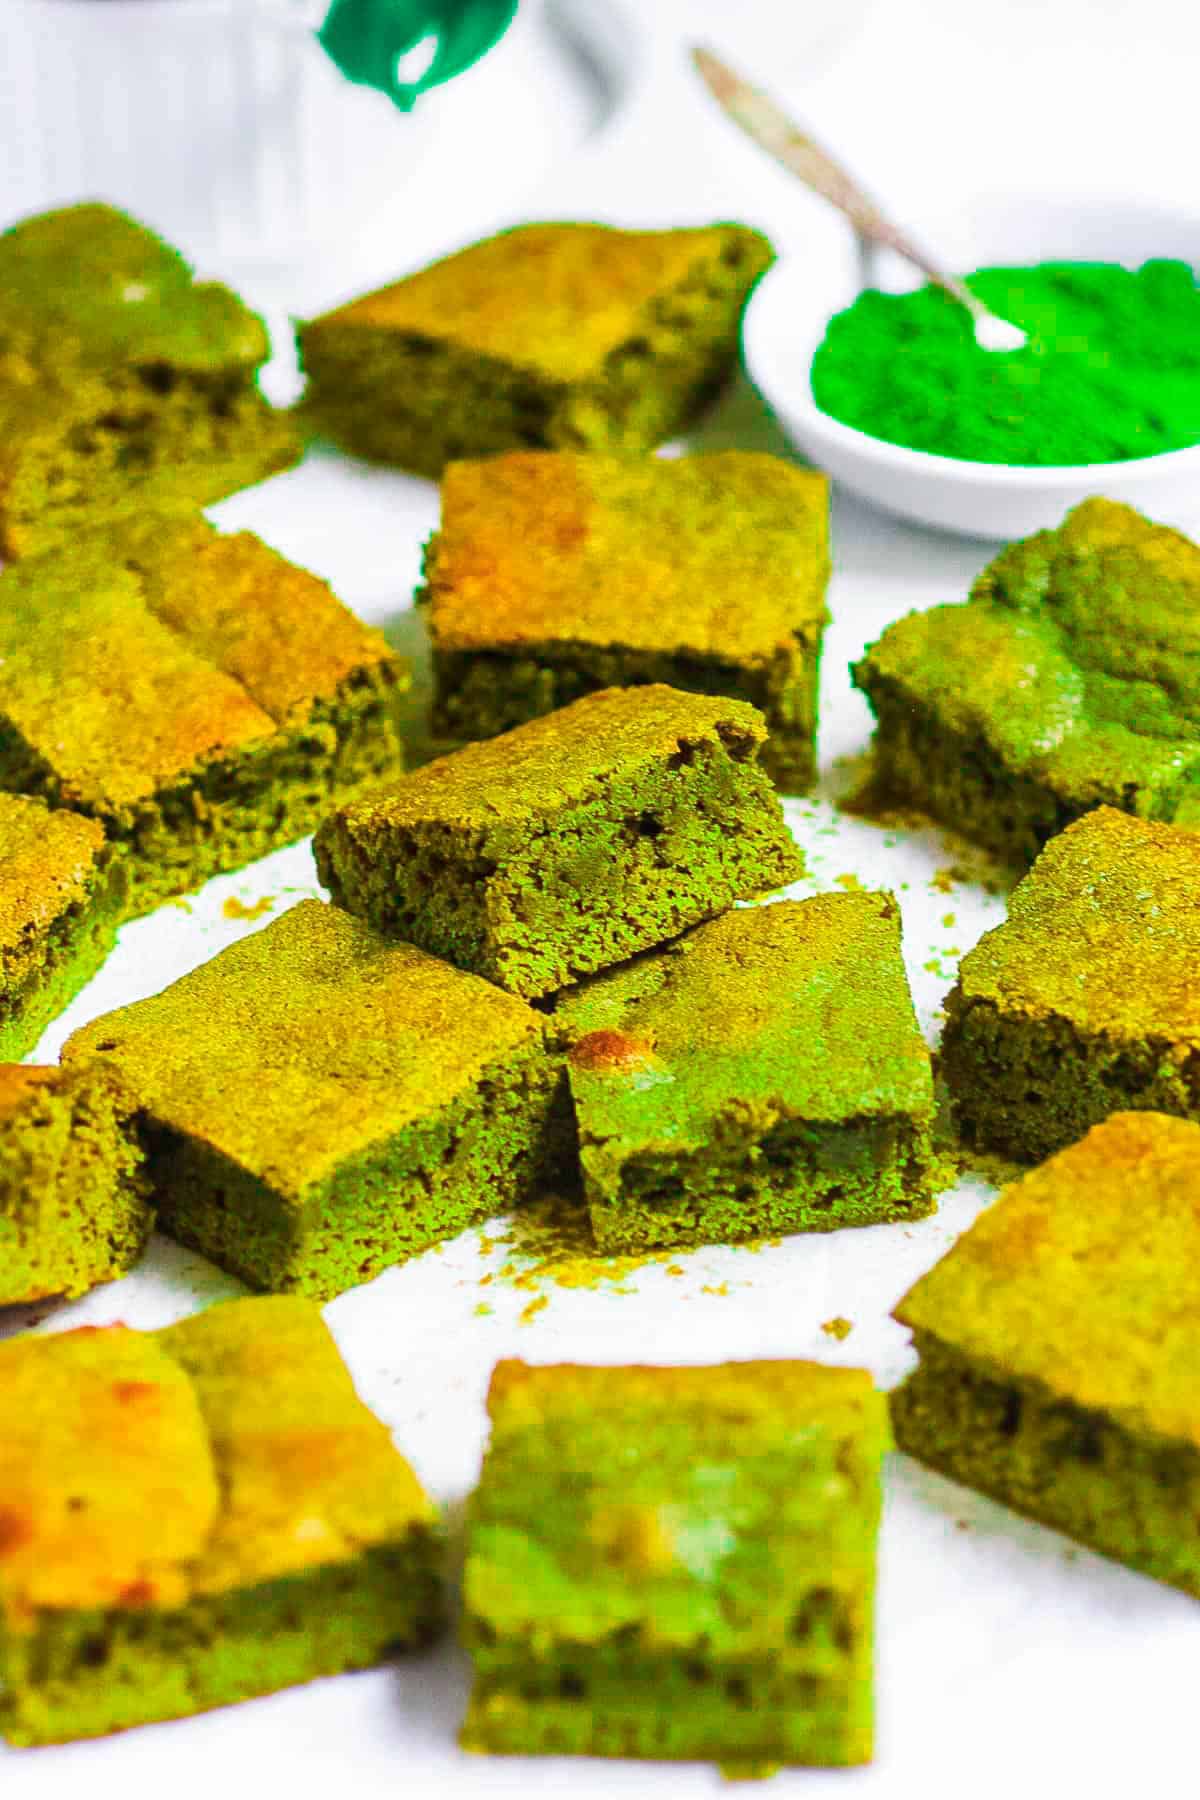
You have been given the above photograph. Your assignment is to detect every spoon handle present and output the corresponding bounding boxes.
[691,45,985,322]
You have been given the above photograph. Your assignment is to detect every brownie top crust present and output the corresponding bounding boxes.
[0,509,403,812]
[0,552,276,810]
[91,505,402,726]
[894,1110,1200,1449]
[467,1356,888,1654]
[0,1295,434,1619]
[953,806,1200,1042]
[856,498,1200,807]
[305,222,773,384]
[486,1353,885,1437]
[0,793,108,963]
[426,450,829,661]
[0,1062,63,1121]
[558,893,932,1143]
[320,686,769,838]
[0,202,268,375]
[64,900,545,1195]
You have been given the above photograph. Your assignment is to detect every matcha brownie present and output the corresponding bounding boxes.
[0,793,125,1060]
[0,1295,443,1745]
[0,1062,151,1306]
[0,507,407,915]
[316,685,803,1000]
[0,203,299,560]
[298,221,774,479]
[891,1111,1200,1597]
[554,894,937,1251]
[853,498,1200,867]
[423,451,829,791]
[461,1358,889,1767]
[942,807,1200,1161]
[64,900,565,1299]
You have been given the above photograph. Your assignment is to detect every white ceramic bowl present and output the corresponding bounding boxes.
[743,191,1200,540]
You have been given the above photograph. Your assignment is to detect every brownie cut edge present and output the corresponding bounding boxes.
[314,684,804,1000]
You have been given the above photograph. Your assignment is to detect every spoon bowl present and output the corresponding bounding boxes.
[743,190,1200,539]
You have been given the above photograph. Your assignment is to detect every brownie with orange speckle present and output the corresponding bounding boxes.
[553,894,937,1251]
[422,450,829,791]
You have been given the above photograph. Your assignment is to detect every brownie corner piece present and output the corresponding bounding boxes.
[460,1357,888,1766]
[556,892,937,1252]
[101,503,410,812]
[890,1110,1200,1597]
[425,449,829,793]
[297,220,774,478]
[0,791,124,1059]
[315,684,803,999]
[851,497,1200,865]
[0,1060,151,1306]
[0,202,299,560]
[0,510,407,915]
[63,900,563,1299]
[942,806,1200,1161]
[0,1294,442,1745]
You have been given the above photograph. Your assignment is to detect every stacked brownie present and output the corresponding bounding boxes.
[0,203,911,1776]
[16,197,1200,1781]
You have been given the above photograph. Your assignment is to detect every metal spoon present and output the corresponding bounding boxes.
[692,46,1027,353]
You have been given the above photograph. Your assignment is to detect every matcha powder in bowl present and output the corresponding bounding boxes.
[810,259,1200,466]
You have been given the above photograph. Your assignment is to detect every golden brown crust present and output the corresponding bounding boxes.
[568,1028,656,1073]
[0,1325,219,1621]
[0,509,406,814]
[326,686,767,835]
[0,1298,436,1622]
[0,794,108,961]
[954,808,1200,1043]
[486,1357,881,1431]
[308,223,768,384]
[0,1064,62,1121]
[895,1110,1200,1448]
[64,900,545,1189]
[98,509,402,725]
[0,559,276,811]
[428,452,829,662]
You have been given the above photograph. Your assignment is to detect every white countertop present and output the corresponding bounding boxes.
[5,5,1199,1797]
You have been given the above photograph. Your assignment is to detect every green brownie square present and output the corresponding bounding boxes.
[942,806,1200,1162]
[315,685,803,1000]
[0,1296,443,1745]
[554,894,937,1251]
[0,204,299,560]
[852,498,1200,868]
[297,221,774,479]
[0,1062,151,1306]
[423,451,829,792]
[891,1110,1200,1597]
[64,900,566,1300]
[0,507,407,916]
[0,792,125,1059]
[461,1358,889,1768]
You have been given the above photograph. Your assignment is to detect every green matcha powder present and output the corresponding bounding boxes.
[811,258,1200,465]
